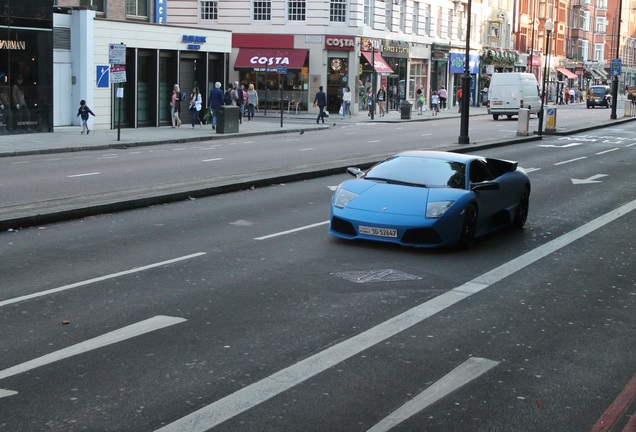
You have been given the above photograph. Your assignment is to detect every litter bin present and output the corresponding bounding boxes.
[216,105,239,134]
[400,101,412,120]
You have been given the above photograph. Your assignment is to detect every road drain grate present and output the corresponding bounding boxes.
[330,269,422,284]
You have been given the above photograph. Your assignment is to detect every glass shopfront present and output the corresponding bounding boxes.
[0,0,53,134]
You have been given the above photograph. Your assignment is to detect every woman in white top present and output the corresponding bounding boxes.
[246,84,259,122]
[189,87,202,128]
[342,86,352,118]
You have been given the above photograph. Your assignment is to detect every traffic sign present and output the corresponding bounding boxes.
[611,59,621,76]
[277,66,287,75]
[109,43,126,65]
[110,65,127,83]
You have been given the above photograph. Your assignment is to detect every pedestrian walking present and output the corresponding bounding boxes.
[208,81,223,130]
[313,86,327,124]
[430,91,439,116]
[189,87,203,128]
[171,84,182,128]
[366,87,374,117]
[377,85,386,117]
[416,88,424,115]
[234,82,245,124]
[456,88,463,112]
[342,86,352,118]
[246,83,259,122]
[76,99,95,134]
[438,86,448,110]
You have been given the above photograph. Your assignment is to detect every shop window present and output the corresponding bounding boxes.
[126,0,148,18]
[200,0,218,20]
[287,0,306,21]
[330,0,347,23]
[253,0,272,21]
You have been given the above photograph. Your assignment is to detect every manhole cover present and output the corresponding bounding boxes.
[330,269,422,284]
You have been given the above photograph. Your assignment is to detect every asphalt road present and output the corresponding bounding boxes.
[0,127,634,431]
[1,103,635,231]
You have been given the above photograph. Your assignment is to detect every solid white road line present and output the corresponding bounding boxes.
[254,221,330,240]
[0,252,207,308]
[554,156,587,165]
[201,158,223,162]
[0,315,187,397]
[67,172,100,177]
[596,148,620,155]
[366,357,500,432]
[157,198,636,432]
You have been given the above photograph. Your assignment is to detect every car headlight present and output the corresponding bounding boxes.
[426,201,455,218]
[334,188,358,208]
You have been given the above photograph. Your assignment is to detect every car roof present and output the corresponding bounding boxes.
[395,150,477,163]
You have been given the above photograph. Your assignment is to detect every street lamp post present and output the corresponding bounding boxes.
[537,20,554,136]
[610,0,623,120]
[458,0,472,144]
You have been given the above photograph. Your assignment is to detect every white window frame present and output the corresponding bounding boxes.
[413,2,420,34]
[253,0,272,21]
[364,0,374,26]
[329,0,347,23]
[126,0,148,18]
[287,0,306,21]
[200,0,218,20]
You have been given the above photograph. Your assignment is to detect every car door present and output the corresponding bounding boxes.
[468,160,501,234]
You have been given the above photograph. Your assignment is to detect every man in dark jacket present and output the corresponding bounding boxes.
[313,86,327,124]
[208,82,224,130]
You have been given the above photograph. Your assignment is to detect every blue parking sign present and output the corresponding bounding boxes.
[611,59,621,76]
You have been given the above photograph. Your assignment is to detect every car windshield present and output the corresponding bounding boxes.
[589,87,608,95]
[364,156,466,189]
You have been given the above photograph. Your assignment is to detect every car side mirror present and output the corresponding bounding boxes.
[347,167,364,178]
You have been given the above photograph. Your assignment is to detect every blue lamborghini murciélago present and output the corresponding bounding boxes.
[329,151,530,248]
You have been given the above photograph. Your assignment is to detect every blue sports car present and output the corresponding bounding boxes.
[329,151,530,248]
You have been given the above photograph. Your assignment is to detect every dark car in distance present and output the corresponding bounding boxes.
[586,85,612,108]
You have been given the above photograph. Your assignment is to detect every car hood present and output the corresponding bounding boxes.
[345,182,430,215]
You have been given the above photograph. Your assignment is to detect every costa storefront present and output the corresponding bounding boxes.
[324,35,356,115]
[233,34,309,112]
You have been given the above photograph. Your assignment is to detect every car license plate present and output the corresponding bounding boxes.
[359,225,398,238]
[492,101,503,106]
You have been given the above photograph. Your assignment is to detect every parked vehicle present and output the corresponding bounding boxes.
[487,73,541,120]
[627,86,636,101]
[586,85,612,108]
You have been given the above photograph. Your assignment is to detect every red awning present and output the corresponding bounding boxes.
[362,51,394,74]
[234,48,308,71]
[556,67,577,79]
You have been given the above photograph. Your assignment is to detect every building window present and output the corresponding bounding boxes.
[437,7,443,37]
[581,39,589,60]
[364,0,373,26]
[447,9,453,38]
[595,17,606,34]
[413,2,420,34]
[80,0,105,13]
[288,0,306,21]
[596,0,607,9]
[424,4,431,36]
[330,0,347,22]
[254,0,272,21]
[399,0,406,32]
[201,0,218,20]
[126,0,148,17]
[583,11,590,31]
[594,43,604,61]
[386,2,393,31]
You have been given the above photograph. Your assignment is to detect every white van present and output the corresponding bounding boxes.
[487,73,541,120]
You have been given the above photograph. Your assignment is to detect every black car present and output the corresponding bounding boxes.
[586,85,612,108]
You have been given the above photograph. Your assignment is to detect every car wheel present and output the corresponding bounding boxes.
[493,114,499,120]
[507,115,513,119]
[513,187,530,229]
[458,204,477,249]
[587,105,590,109]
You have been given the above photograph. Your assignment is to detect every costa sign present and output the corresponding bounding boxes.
[250,56,290,66]
[325,36,355,51]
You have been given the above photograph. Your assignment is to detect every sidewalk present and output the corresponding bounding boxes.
[0,105,486,157]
